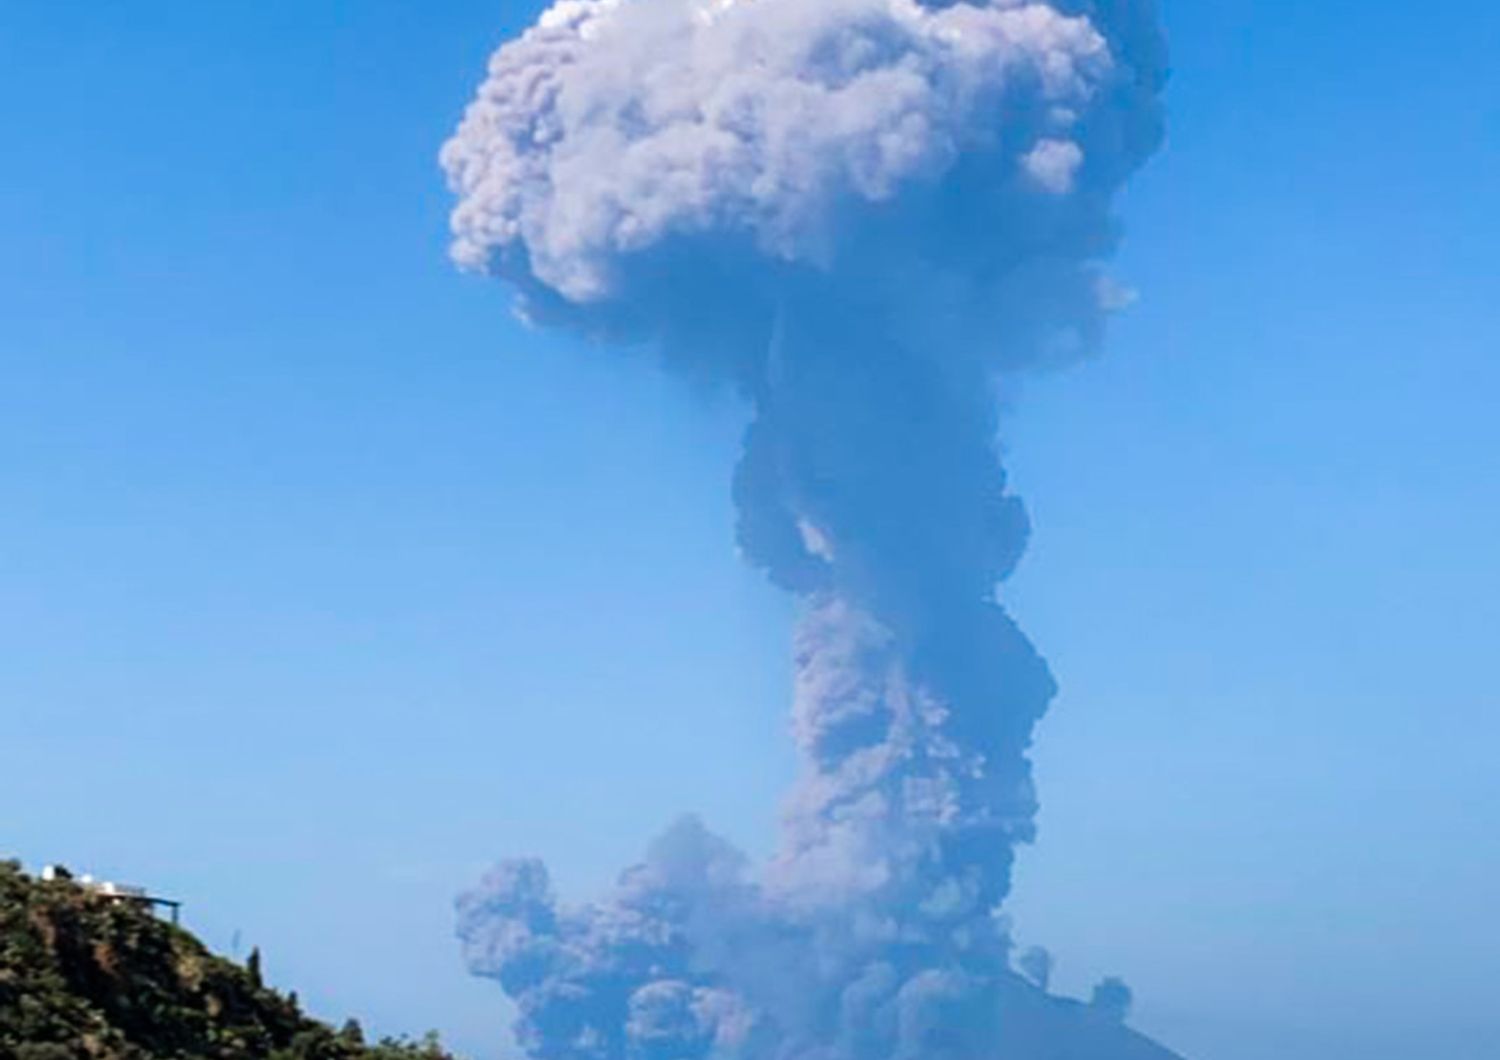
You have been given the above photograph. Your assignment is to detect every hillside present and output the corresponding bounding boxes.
[0,861,452,1060]
[990,973,1186,1060]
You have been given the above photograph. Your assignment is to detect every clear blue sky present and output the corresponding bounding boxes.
[2,3,1497,1059]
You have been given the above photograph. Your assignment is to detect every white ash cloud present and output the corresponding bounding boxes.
[443,0,1165,1057]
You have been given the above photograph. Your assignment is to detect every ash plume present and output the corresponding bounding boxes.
[442,1,1166,1057]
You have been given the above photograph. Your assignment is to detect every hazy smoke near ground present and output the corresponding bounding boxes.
[443,0,1164,1057]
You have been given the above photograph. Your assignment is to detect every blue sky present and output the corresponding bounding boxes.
[2,3,1497,1059]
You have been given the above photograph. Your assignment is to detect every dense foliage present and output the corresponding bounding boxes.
[0,861,453,1060]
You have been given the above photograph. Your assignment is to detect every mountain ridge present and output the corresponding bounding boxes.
[0,860,452,1060]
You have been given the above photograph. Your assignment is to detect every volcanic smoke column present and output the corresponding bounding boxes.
[442,1,1165,1057]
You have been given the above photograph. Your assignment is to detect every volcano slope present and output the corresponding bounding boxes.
[0,860,451,1060]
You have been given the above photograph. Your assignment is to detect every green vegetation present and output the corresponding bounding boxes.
[0,861,454,1060]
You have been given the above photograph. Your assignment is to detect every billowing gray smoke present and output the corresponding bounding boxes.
[442,1,1165,1057]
